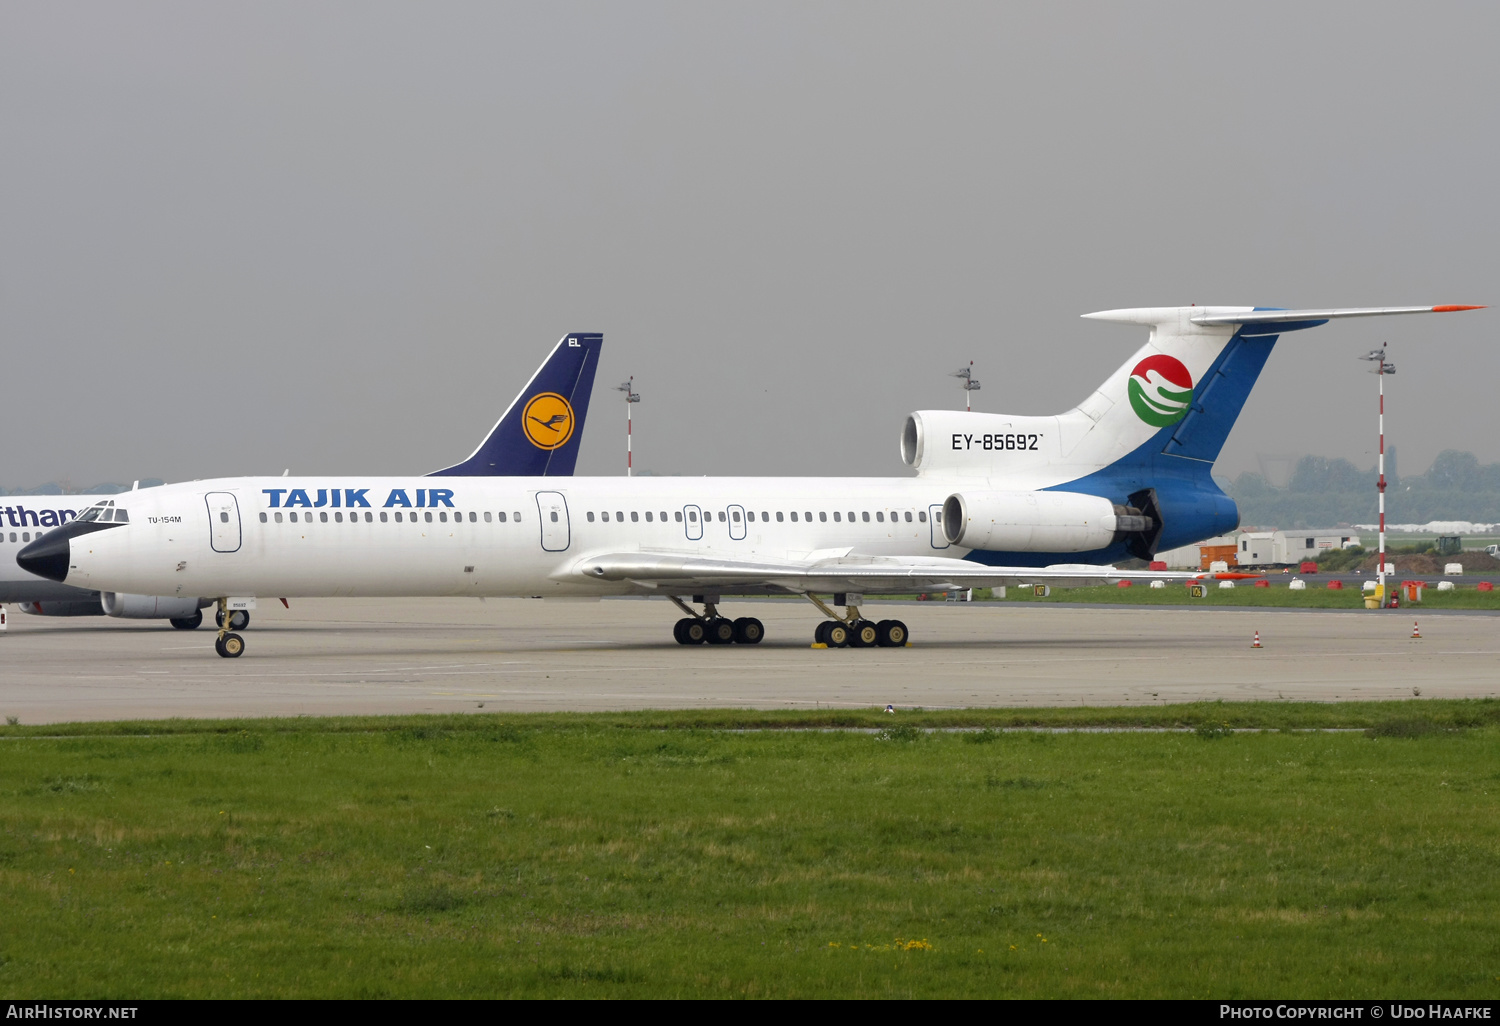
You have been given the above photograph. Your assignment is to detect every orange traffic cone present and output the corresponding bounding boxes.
[1252,630,1262,649]
[1411,620,1422,640]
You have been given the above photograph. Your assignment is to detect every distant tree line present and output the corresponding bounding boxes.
[1221,451,1500,527]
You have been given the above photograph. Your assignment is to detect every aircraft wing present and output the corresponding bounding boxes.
[557,551,1234,593]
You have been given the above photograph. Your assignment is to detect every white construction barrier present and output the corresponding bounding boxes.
[1363,580,1378,592]
[1289,579,1306,591]
[1437,580,1455,591]
[1149,580,1166,589]
[1444,563,1464,576]
[1219,580,1235,589]
[1209,560,1229,573]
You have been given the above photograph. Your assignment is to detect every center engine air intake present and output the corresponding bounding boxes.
[941,490,1155,553]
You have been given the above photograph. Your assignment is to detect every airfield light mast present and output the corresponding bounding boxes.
[615,377,640,476]
[952,362,981,413]
[1360,346,1396,606]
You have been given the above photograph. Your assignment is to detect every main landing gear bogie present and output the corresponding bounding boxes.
[669,597,763,646]
[170,610,203,630]
[807,593,910,649]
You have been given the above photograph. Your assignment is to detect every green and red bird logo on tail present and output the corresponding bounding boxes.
[1127,355,1194,427]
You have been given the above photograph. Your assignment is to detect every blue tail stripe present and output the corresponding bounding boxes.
[429,333,603,477]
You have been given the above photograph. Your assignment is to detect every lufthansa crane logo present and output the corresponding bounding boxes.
[522,393,575,450]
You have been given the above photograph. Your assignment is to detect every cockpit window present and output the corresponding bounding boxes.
[77,506,101,522]
[114,509,128,523]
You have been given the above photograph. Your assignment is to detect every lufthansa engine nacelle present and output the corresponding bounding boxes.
[100,593,206,619]
[941,490,1123,552]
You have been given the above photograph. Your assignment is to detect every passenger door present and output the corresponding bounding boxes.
[928,503,948,549]
[206,492,242,553]
[535,491,570,552]
[727,504,747,541]
[683,504,703,541]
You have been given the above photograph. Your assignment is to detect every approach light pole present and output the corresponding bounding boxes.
[1359,346,1396,606]
[952,362,981,412]
[615,377,640,476]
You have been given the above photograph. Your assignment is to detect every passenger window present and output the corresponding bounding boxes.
[877,512,885,522]
[776,512,784,522]
[934,511,941,523]
[718,511,726,522]
[759,511,767,522]
[319,512,329,523]
[905,511,913,522]
[334,512,343,522]
[7,533,13,542]
[645,511,653,522]
[440,512,449,522]
[848,512,855,522]
[291,512,299,523]
[631,512,639,522]
[365,512,373,522]
[274,512,283,523]
[483,512,492,522]
[833,511,841,522]
[804,512,812,521]
[469,512,477,522]
[660,511,668,521]
[394,511,403,522]
[689,511,697,523]
[380,512,388,522]
[22,532,30,542]
[601,511,609,522]
[731,511,740,522]
[514,512,522,522]
[550,512,559,522]
[587,512,595,522]
[675,511,683,522]
[790,512,798,522]
[862,512,870,522]
[819,512,827,522]
[919,511,927,522]
[220,512,230,523]
[259,512,268,523]
[616,511,624,521]
[497,512,507,522]
[425,512,433,523]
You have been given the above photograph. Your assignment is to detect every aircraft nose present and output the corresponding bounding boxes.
[17,529,73,583]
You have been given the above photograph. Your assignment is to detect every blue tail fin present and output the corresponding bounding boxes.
[429,332,603,477]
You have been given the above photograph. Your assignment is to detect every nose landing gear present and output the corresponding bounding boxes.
[212,598,245,658]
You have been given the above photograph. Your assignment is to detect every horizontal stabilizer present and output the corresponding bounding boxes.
[1190,305,1484,325]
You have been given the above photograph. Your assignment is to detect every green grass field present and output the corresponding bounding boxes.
[2,703,1498,998]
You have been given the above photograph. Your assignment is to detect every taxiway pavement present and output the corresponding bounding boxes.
[2,597,1496,723]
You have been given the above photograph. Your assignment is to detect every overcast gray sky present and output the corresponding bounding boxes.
[2,1,1494,488]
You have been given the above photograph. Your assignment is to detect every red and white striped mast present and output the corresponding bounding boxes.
[615,377,640,476]
[1360,346,1396,606]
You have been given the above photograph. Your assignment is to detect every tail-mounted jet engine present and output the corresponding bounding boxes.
[942,490,1157,554]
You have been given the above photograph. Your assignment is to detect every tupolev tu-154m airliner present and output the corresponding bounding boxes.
[19,304,1482,658]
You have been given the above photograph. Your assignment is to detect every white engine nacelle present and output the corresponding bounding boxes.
[100,593,205,619]
[942,490,1120,552]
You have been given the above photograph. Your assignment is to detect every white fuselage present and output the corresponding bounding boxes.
[66,475,979,599]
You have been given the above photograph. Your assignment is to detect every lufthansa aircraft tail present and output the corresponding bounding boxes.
[430,332,603,477]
